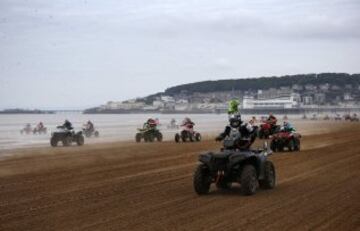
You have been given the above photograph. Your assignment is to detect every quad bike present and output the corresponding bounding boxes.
[175,125,201,142]
[135,127,163,143]
[193,128,275,196]
[82,125,99,138]
[323,115,330,120]
[33,126,47,135]
[20,124,32,135]
[270,131,301,152]
[50,126,84,147]
[258,122,280,139]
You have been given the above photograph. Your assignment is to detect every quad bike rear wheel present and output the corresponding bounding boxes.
[50,137,58,147]
[156,132,163,142]
[194,164,211,195]
[259,161,276,189]
[294,139,300,151]
[94,131,99,137]
[240,165,258,195]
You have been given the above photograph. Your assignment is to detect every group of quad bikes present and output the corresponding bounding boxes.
[135,118,201,143]
[20,124,47,135]
[303,113,359,121]
[258,120,301,153]
[20,121,100,148]
[134,115,297,196]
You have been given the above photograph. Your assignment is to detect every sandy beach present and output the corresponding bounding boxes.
[0,121,359,230]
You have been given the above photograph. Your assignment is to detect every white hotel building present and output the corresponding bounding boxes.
[242,93,300,109]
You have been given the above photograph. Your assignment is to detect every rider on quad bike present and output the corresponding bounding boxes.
[181,117,194,131]
[216,114,258,150]
[175,117,201,142]
[86,120,94,132]
[194,113,275,196]
[135,118,163,142]
[82,120,100,137]
[258,112,279,139]
[63,120,73,130]
[282,121,296,133]
[33,122,47,134]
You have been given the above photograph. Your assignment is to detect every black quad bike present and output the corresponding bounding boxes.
[50,126,85,147]
[193,129,275,196]
[135,127,163,143]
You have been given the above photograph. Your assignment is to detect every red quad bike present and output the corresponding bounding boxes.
[175,125,201,143]
[258,122,280,139]
[270,132,301,152]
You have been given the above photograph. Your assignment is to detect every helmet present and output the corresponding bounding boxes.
[229,113,242,128]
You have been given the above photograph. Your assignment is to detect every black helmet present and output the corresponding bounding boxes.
[229,113,242,128]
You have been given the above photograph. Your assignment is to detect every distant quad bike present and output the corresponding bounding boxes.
[270,131,301,152]
[135,127,163,143]
[50,126,84,147]
[82,125,99,138]
[33,127,47,135]
[175,126,201,143]
[193,130,275,196]
[258,122,280,139]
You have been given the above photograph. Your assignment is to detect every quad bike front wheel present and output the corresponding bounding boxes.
[94,131,99,137]
[50,137,58,147]
[259,161,276,189]
[193,164,211,195]
[240,165,258,196]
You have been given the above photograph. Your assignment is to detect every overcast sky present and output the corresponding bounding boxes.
[0,0,359,109]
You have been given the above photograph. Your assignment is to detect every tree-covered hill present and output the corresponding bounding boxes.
[164,73,360,95]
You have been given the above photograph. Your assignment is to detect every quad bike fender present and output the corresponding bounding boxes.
[76,131,83,136]
[198,152,213,168]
